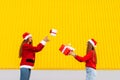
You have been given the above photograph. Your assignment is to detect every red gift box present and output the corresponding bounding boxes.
[59,44,74,55]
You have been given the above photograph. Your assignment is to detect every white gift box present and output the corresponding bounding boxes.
[50,28,57,36]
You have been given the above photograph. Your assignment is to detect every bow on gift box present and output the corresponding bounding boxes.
[59,44,75,55]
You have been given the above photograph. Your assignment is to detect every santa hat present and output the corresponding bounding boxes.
[22,32,32,40]
[88,39,97,47]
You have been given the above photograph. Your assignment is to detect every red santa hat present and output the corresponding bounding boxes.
[22,32,32,40]
[88,39,97,47]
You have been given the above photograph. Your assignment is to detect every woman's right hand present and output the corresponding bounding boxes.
[69,51,76,57]
[43,36,49,42]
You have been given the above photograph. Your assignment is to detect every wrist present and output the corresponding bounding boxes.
[72,53,76,57]
[70,52,76,57]
[40,40,46,45]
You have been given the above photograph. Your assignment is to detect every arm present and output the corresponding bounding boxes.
[70,51,93,62]
[23,36,49,52]
[23,40,46,52]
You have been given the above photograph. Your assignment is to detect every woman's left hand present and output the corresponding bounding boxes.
[69,51,76,57]
[43,36,49,42]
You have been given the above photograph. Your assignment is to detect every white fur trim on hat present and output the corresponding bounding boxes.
[24,34,32,40]
[88,39,96,47]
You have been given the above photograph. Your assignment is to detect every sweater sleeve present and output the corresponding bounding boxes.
[75,51,93,62]
[23,40,46,52]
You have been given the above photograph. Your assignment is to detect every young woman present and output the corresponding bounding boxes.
[19,32,49,80]
[69,39,97,80]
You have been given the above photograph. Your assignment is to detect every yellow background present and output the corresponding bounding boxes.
[0,0,120,70]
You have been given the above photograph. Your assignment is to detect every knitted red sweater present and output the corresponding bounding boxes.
[75,50,97,69]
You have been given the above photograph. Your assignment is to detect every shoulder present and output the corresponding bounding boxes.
[88,50,94,54]
[23,43,32,47]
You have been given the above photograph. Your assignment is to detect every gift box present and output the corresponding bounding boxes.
[50,28,57,36]
[59,44,75,55]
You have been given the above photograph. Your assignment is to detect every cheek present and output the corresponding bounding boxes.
[29,38,32,41]
[30,39,32,41]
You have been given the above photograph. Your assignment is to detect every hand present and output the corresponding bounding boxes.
[69,51,76,57]
[43,36,49,42]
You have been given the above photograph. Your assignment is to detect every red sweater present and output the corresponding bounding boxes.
[75,50,97,69]
[20,42,45,68]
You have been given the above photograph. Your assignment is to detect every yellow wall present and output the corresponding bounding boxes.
[0,0,120,70]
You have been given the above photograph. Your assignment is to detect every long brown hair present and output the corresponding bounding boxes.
[19,40,27,58]
[86,42,97,64]
[92,47,97,64]
[19,39,33,58]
